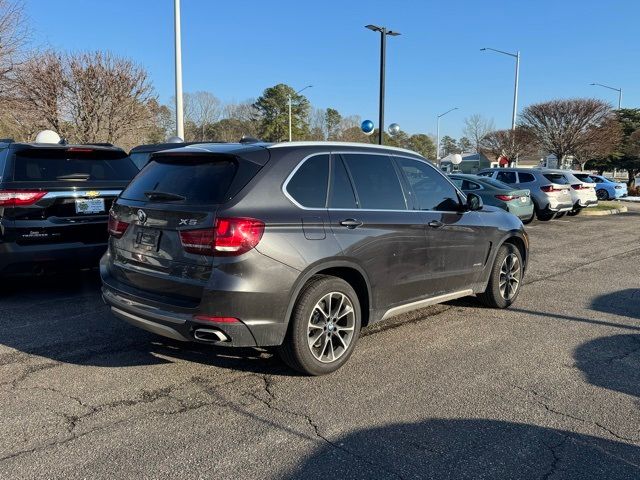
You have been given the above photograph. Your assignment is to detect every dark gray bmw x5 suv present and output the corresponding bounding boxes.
[101,141,528,375]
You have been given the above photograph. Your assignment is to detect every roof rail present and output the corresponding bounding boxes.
[269,141,423,157]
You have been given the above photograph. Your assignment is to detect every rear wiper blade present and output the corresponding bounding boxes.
[144,191,186,202]
[57,173,91,180]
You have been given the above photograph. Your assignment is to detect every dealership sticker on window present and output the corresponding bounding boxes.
[75,198,105,214]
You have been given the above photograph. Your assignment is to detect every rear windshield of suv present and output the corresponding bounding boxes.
[12,148,137,182]
[480,177,513,190]
[121,155,241,205]
[543,173,570,185]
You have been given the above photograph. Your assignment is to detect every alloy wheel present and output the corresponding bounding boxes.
[499,253,521,300]
[307,292,356,363]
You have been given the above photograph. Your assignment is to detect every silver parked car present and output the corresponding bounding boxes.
[538,169,598,216]
[478,168,573,221]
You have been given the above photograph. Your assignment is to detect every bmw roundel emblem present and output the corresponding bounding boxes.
[137,209,147,224]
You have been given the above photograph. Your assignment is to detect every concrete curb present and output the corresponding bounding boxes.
[581,205,628,216]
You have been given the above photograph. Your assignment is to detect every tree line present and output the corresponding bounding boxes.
[0,1,636,186]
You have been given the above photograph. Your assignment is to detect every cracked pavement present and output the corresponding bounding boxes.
[0,204,639,479]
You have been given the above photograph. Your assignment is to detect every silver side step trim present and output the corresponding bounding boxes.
[380,289,474,321]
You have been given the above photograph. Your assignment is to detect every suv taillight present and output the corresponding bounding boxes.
[495,194,517,201]
[540,185,563,193]
[0,190,47,207]
[571,184,588,190]
[179,217,265,257]
[108,211,129,238]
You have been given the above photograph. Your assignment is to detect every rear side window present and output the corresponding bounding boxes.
[342,153,406,210]
[286,154,329,208]
[543,173,569,185]
[121,156,239,204]
[450,178,463,189]
[496,171,517,184]
[591,176,603,183]
[481,177,512,189]
[477,171,493,177]
[575,175,594,183]
[462,180,481,190]
[518,172,535,183]
[12,148,137,182]
[330,156,357,209]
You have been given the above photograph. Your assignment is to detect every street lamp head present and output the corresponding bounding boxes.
[387,30,401,36]
[365,24,382,32]
[480,48,487,51]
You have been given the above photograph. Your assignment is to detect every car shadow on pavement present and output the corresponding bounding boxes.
[591,288,640,320]
[0,270,298,375]
[574,333,640,399]
[286,418,640,479]
[572,289,640,398]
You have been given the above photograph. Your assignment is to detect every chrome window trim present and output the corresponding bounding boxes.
[43,189,122,199]
[282,151,467,215]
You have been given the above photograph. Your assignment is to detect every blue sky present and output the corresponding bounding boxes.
[26,0,640,138]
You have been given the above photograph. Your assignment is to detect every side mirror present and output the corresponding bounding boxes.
[466,192,483,211]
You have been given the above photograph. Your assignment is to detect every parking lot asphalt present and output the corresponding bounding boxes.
[1,204,639,479]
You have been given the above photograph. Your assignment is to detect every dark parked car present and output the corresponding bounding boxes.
[0,140,138,276]
[101,142,529,375]
[449,173,534,224]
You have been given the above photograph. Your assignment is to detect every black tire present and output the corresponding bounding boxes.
[278,275,361,376]
[477,243,523,309]
[521,211,535,224]
[555,212,566,218]
[596,189,609,201]
[535,207,554,221]
[567,206,582,216]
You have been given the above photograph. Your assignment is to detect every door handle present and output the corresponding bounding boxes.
[340,218,363,229]
[428,220,444,228]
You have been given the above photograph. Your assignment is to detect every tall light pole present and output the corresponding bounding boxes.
[365,24,401,145]
[288,85,312,142]
[174,0,184,140]
[590,83,622,109]
[481,47,520,130]
[436,107,458,161]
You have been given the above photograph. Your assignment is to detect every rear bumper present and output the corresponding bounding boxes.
[100,252,294,347]
[506,203,534,220]
[577,199,598,208]
[0,241,107,275]
[102,286,260,347]
[547,200,573,213]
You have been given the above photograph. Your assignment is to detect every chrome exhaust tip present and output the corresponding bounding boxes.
[193,328,229,343]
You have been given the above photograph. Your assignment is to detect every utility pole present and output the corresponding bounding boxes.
[174,0,184,140]
[366,25,401,145]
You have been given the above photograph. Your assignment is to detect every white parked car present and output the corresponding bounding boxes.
[541,170,598,216]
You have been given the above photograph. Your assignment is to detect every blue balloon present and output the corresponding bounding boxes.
[361,120,375,135]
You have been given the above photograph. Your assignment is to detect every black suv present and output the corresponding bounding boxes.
[101,142,528,375]
[0,140,138,276]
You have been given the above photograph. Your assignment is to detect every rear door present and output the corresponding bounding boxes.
[327,152,431,310]
[2,146,137,246]
[108,153,262,305]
